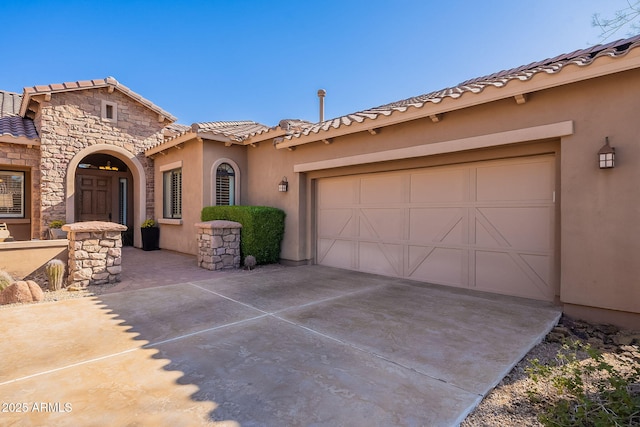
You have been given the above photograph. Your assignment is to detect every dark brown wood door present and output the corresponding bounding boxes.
[77,175,112,222]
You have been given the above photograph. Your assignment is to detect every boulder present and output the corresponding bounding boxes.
[0,281,44,305]
[26,280,44,302]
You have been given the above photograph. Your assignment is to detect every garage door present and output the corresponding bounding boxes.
[316,156,556,301]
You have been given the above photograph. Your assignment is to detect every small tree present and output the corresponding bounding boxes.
[593,1,640,41]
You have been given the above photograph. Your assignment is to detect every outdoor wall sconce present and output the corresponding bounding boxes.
[598,137,615,169]
[278,177,288,192]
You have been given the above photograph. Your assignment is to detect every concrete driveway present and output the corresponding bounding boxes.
[0,261,560,426]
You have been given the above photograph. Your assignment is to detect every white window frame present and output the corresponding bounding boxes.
[211,158,240,206]
[101,100,118,123]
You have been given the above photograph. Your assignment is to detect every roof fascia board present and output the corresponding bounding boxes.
[279,50,640,149]
[197,131,238,144]
[0,135,40,146]
[145,132,198,157]
[19,82,176,122]
[293,120,573,173]
[241,128,288,144]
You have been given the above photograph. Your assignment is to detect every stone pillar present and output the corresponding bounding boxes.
[62,221,127,287]
[195,220,242,270]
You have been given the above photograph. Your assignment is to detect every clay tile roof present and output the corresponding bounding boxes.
[163,123,191,140]
[0,116,39,140]
[192,120,270,142]
[166,123,191,133]
[0,90,38,141]
[0,90,22,117]
[278,34,640,143]
[20,77,176,122]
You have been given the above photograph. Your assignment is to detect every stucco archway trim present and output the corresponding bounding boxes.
[66,144,146,248]
[210,158,241,206]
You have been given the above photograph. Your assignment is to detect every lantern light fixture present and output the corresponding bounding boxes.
[278,177,288,192]
[598,137,615,169]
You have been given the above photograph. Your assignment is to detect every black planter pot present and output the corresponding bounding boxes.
[141,227,160,251]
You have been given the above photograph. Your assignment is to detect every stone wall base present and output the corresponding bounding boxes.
[63,222,127,287]
[196,220,242,270]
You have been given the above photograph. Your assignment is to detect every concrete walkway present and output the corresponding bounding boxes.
[0,249,561,426]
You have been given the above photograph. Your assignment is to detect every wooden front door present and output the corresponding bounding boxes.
[77,175,112,222]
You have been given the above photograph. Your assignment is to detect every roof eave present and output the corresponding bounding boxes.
[145,131,198,157]
[197,131,242,144]
[19,79,177,123]
[276,45,640,149]
[0,135,40,146]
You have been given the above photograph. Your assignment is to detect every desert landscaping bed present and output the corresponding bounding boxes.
[463,316,640,426]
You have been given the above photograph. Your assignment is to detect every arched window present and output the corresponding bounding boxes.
[216,163,236,205]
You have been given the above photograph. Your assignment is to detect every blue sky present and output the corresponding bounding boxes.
[0,1,636,126]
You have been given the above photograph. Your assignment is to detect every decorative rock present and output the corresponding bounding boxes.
[244,255,257,270]
[0,281,44,305]
[26,281,44,301]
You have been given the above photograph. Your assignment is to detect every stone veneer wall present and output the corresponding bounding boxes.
[63,221,127,287]
[35,88,166,238]
[0,143,41,239]
[195,220,242,270]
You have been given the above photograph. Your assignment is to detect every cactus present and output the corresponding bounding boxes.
[244,255,257,271]
[0,269,13,292]
[45,259,66,291]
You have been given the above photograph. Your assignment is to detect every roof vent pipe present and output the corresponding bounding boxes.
[317,89,326,122]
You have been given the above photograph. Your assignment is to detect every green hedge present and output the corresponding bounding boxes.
[201,206,285,265]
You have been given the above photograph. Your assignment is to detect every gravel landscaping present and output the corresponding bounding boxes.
[463,316,640,426]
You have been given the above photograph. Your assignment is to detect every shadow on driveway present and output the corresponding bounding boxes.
[0,259,561,426]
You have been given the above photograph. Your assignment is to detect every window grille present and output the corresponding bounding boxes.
[216,163,235,206]
[0,171,24,218]
[163,168,182,219]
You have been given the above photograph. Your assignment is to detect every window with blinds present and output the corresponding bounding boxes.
[163,168,182,219]
[216,163,235,206]
[0,171,25,218]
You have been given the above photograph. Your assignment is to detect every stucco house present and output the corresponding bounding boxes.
[1,35,639,328]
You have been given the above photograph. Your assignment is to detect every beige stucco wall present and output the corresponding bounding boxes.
[244,67,640,326]
[153,138,203,255]
[0,240,68,279]
[151,139,248,256]
[202,142,248,207]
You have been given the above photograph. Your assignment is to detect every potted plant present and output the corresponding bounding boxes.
[141,219,160,251]
[49,220,67,240]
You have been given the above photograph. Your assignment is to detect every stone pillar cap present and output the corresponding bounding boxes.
[62,221,128,232]
[195,220,242,229]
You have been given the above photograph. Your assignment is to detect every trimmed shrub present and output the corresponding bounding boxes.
[201,206,285,265]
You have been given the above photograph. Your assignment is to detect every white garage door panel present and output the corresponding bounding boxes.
[318,209,356,237]
[316,156,556,301]
[476,161,552,202]
[361,175,405,204]
[474,251,550,299]
[475,206,552,251]
[318,239,354,269]
[410,169,468,203]
[359,242,403,276]
[360,209,404,240]
[408,246,466,286]
[409,208,466,243]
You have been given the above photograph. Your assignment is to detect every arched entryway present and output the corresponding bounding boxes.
[66,145,147,248]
